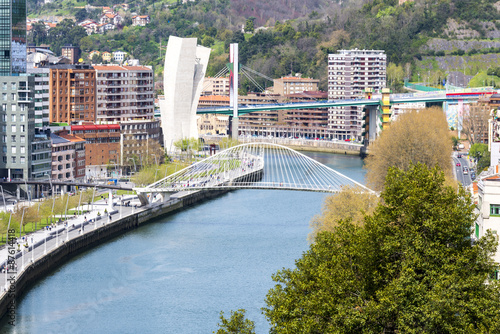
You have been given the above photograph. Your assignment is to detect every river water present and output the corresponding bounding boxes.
[0,152,365,334]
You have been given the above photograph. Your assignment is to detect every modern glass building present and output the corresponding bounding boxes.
[0,0,26,76]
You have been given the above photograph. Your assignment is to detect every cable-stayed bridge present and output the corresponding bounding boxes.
[134,143,372,204]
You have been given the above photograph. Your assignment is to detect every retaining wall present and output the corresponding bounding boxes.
[0,189,229,321]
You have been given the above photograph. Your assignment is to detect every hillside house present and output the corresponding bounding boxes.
[132,15,150,26]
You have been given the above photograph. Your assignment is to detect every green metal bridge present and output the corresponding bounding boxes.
[195,94,449,115]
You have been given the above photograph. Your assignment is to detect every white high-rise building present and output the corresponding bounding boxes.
[328,49,386,141]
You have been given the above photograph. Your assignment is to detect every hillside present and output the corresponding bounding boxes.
[26,0,500,92]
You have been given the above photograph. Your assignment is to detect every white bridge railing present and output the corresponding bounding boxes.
[135,143,373,194]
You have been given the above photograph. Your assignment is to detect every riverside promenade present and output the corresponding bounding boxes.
[0,188,228,321]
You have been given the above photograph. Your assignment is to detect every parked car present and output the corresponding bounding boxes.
[457,154,462,158]
[456,162,461,167]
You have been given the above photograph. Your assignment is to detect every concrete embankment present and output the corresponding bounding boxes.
[0,189,229,321]
[205,137,363,156]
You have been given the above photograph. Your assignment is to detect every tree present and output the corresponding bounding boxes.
[365,107,452,191]
[74,8,88,22]
[461,103,490,146]
[245,17,255,33]
[470,143,490,172]
[174,137,202,152]
[264,164,500,333]
[214,309,255,334]
[309,185,379,240]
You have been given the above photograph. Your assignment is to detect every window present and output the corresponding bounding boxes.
[11,157,15,163]
[11,135,15,142]
[2,93,6,101]
[491,204,500,216]
[11,125,15,133]
[2,83,6,90]
[20,114,24,122]
[20,135,25,143]
[11,105,16,112]
[11,147,15,154]
[20,146,25,154]
[11,115,15,122]
[11,82,15,90]
[20,157,25,164]
[11,94,15,101]
[20,125,24,132]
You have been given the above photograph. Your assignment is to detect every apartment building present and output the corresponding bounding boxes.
[48,64,96,124]
[328,49,386,140]
[202,77,230,96]
[71,124,120,179]
[58,131,86,181]
[28,66,50,129]
[120,119,163,166]
[61,44,81,64]
[273,76,319,96]
[94,65,154,123]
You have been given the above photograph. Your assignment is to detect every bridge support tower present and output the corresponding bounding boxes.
[229,43,239,139]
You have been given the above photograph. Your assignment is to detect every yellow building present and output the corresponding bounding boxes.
[102,52,111,62]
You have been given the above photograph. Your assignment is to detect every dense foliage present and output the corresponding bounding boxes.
[263,164,500,333]
[470,143,491,172]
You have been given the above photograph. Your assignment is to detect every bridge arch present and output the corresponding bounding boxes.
[135,143,373,199]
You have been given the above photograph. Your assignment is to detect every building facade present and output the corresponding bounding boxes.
[273,76,319,96]
[28,66,50,129]
[58,131,86,181]
[48,64,96,124]
[71,124,119,180]
[0,0,27,75]
[328,49,386,140]
[61,45,81,64]
[202,77,230,96]
[476,175,500,266]
[94,65,154,123]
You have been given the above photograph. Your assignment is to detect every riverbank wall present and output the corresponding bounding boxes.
[0,188,229,321]
[205,136,363,156]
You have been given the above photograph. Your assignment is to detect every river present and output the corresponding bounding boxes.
[0,152,365,334]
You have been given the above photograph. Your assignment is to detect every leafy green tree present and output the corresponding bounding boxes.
[245,17,255,33]
[214,309,255,334]
[264,164,500,333]
[174,138,202,152]
[470,143,490,172]
[451,136,459,150]
[74,8,88,22]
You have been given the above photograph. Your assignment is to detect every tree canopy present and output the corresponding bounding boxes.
[470,143,490,172]
[309,185,379,240]
[214,309,255,334]
[365,107,452,191]
[263,164,500,333]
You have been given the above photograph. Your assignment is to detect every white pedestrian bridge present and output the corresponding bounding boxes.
[134,143,373,203]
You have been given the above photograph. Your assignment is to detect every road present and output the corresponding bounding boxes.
[453,153,473,187]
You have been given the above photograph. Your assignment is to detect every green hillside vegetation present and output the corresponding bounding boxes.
[469,71,500,87]
[27,0,500,92]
